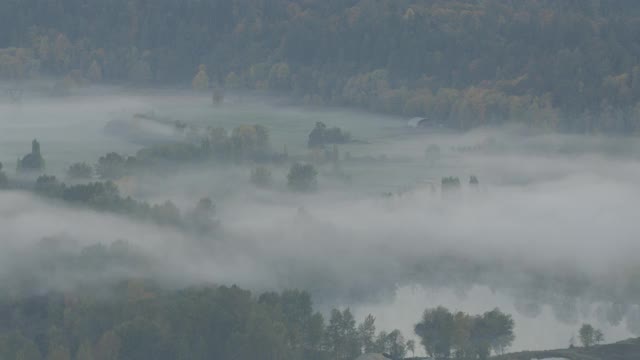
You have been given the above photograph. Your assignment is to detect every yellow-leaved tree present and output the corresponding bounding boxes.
[192,64,210,91]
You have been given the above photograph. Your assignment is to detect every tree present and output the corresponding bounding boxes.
[287,163,318,192]
[386,330,407,360]
[0,162,7,188]
[192,64,210,91]
[225,72,243,90]
[451,312,473,359]
[469,175,479,187]
[308,122,350,148]
[53,33,71,72]
[229,124,270,161]
[373,331,388,354]
[308,122,327,148]
[441,177,461,192]
[405,339,415,357]
[268,62,291,90]
[188,197,218,233]
[67,162,93,179]
[95,152,131,180]
[579,324,604,348]
[414,307,455,359]
[151,200,182,226]
[325,308,360,360]
[306,312,326,359]
[472,308,515,358]
[358,315,376,353]
[595,329,605,345]
[35,175,64,197]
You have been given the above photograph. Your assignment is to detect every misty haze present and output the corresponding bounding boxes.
[1,1,640,360]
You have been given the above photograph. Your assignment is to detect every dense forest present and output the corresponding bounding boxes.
[2,0,640,132]
[0,278,514,360]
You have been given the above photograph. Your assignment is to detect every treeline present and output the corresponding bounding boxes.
[0,280,513,360]
[94,122,274,177]
[0,283,401,360]
[0,125,323,232]
[2,1,640,132]
[33,175,217,232]
[2,140,218,231]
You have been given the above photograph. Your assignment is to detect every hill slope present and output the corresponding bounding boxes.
[493,338,640,360]
[2,0,640,132]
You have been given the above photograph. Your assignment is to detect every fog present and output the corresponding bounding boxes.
[2,86,640,351]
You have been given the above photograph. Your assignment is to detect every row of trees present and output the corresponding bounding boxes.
[308,122,352,149]
[0,282,469,360]
[3,1,640,131]
[93,123,273,181]
[0,278,519,360]
[250,163,319,192]
[414,306,514,360]
[34,175,217,232]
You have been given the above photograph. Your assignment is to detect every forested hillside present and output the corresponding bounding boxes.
[2,0,640,132]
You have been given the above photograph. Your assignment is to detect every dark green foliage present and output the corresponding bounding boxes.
[32,176,189,228]
[414,306,455,359]
[0,285,380,360]
[372,329,409,360]
[358,314,376,353]
[415,306,515,360]
[441,177,461,192]
[67,162,93,179]
[35,175,65,197]
[4,1,640,131]
[17,139,45,173]
[0,162,7,188]
[308,122,351,149]
[470,309,515,358]
[0,265,515,360]
[579,324,605,348]
[469,175,479,187]
[95,153,135,180]
[149,201,181,227]
[96,123,273,175]
[200,124,271,163]
[308,122,327,148]
[287,163,318,192]
[324,308,360,360]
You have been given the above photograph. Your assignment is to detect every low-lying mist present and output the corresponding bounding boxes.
[2,86,640,351]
